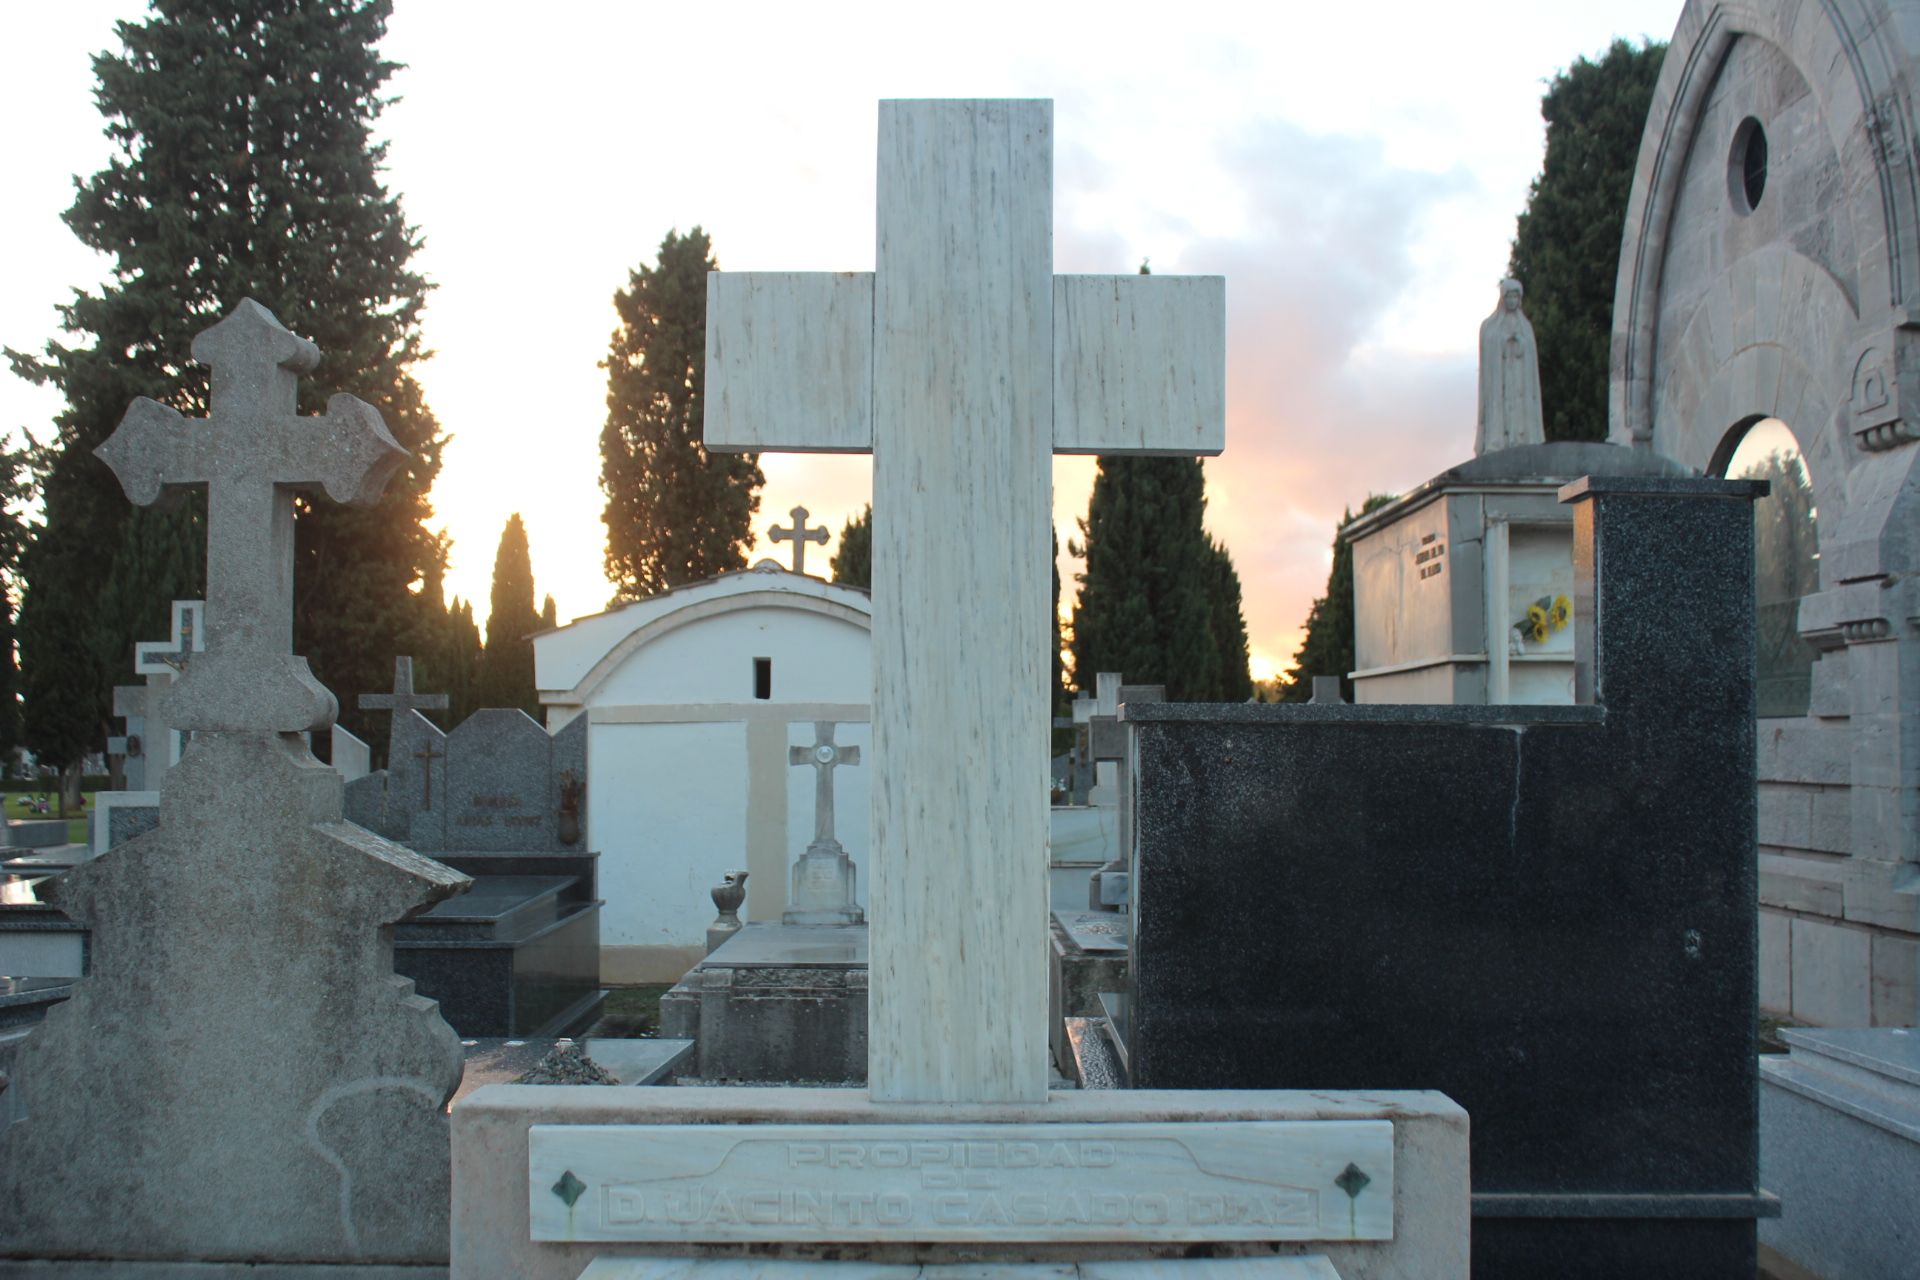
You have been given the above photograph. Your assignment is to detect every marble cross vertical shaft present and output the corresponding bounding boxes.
[706,99,1225,1103]
[790,721,859,850]
[96,299,407,732]
[769,505,829,575]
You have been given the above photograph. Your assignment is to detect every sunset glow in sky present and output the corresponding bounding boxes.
[0,1,1684,683]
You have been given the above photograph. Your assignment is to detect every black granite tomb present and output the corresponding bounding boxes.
[1117,476,1774,1279]
[347,703,605,1038]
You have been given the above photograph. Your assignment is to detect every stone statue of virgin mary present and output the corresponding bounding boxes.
[1476,277,1546,455]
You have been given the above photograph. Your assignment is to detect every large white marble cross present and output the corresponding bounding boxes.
[706,100,1224,1104]
[97,300,408,733]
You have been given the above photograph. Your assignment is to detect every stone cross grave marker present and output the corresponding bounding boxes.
[785,720,864,925]
[0,299,468,1264]
[96,299,409,732]
[116,599,206,785]
[768,504,829,575]
[133,598,203,674]
[706,98,1224,1103]
[361,655,451,732]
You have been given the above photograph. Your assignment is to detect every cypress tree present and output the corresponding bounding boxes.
[831,505,872,589]
[600,228,765,598]
[1278,494,1397,702]
[7,0,448,774]
[1509,38,1666,442]
[1067,260,1248,701]
[1206,537,1253,703]
[480,514,540,717]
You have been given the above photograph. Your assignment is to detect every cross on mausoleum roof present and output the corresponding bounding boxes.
[768,504,829,575]
[95,299,408,733]
[705,99,1224,1104]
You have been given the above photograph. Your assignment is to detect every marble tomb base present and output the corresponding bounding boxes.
[657,923,867,1085]
[450,1086,1469,1280]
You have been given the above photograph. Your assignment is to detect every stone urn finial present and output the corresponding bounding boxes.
[707,870,749,954]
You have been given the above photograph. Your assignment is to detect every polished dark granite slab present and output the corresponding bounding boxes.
[1121,477,1771,1280]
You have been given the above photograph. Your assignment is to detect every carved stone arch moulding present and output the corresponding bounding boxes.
[1611,0,1920,445]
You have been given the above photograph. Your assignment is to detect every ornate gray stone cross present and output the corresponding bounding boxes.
[768,504,830,575]
[96,299,407,733]
[705,100,1224,1104]
[790,721,859,852]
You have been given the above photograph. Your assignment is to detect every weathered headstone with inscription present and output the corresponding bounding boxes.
[0,300,470,1266]
[449,100,1468,1280]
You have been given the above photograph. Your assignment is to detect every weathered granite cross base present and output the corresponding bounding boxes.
[0,734,468,1263]
[449,1086,1468,1280]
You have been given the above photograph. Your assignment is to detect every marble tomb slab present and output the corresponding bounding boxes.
[578,1259,1344,1279]
[704,921,867,968]
[1056,909,1128,953]
[530,1120,1393,1244]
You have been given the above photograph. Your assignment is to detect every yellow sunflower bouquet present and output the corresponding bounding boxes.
[1514,593,1573,645]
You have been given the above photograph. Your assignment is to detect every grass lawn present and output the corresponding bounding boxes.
[0,785,99,846]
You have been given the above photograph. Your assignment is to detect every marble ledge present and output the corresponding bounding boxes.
[1119,703,1604,728]
[455,1085,1466,1126]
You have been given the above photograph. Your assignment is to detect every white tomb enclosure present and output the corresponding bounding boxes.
[1347,443,1690,705]
[533,568,874,983]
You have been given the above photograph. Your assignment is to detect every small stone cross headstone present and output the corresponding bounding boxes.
[705,100,1224,1103]
[767,504,830,575]
[785,721,865,926]
[123,599,206,786]
[133,599,203,675]
[360,655,450,726]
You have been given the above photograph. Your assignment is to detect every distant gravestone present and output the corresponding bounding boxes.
[0,299,470,1265]
[784,720,864,925]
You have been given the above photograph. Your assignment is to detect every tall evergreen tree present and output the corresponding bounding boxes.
[0,442,43,773]
[1070,455,1243,700]
[831,505,872,590]
[479,513,540,716]
[7,0,448,776]
[600,228,764,599]
[1067,261,1248,701]
[1277,494,1397,702]
[1509,38,1666,442]
[1206,537,1253,702]
[539,595,558,632]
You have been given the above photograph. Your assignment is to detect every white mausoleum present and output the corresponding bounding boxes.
[533,565,872,983]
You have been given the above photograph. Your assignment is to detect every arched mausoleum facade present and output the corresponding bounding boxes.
[533,567,873,983]
[1613,0,1920,1026]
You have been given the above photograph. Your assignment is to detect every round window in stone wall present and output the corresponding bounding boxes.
[1730,117,1769,213]
[1720,418,1817,717]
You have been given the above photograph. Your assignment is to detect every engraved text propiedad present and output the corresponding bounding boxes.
[528,1121,1394,1243]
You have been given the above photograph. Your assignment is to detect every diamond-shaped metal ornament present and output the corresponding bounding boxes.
[1334,1162,1372,1200]
[552,1169,587,1208]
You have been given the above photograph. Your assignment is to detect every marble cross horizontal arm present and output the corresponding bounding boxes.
[704,272,1226,455]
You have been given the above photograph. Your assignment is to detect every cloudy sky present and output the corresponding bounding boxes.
[0,0,1683,681]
